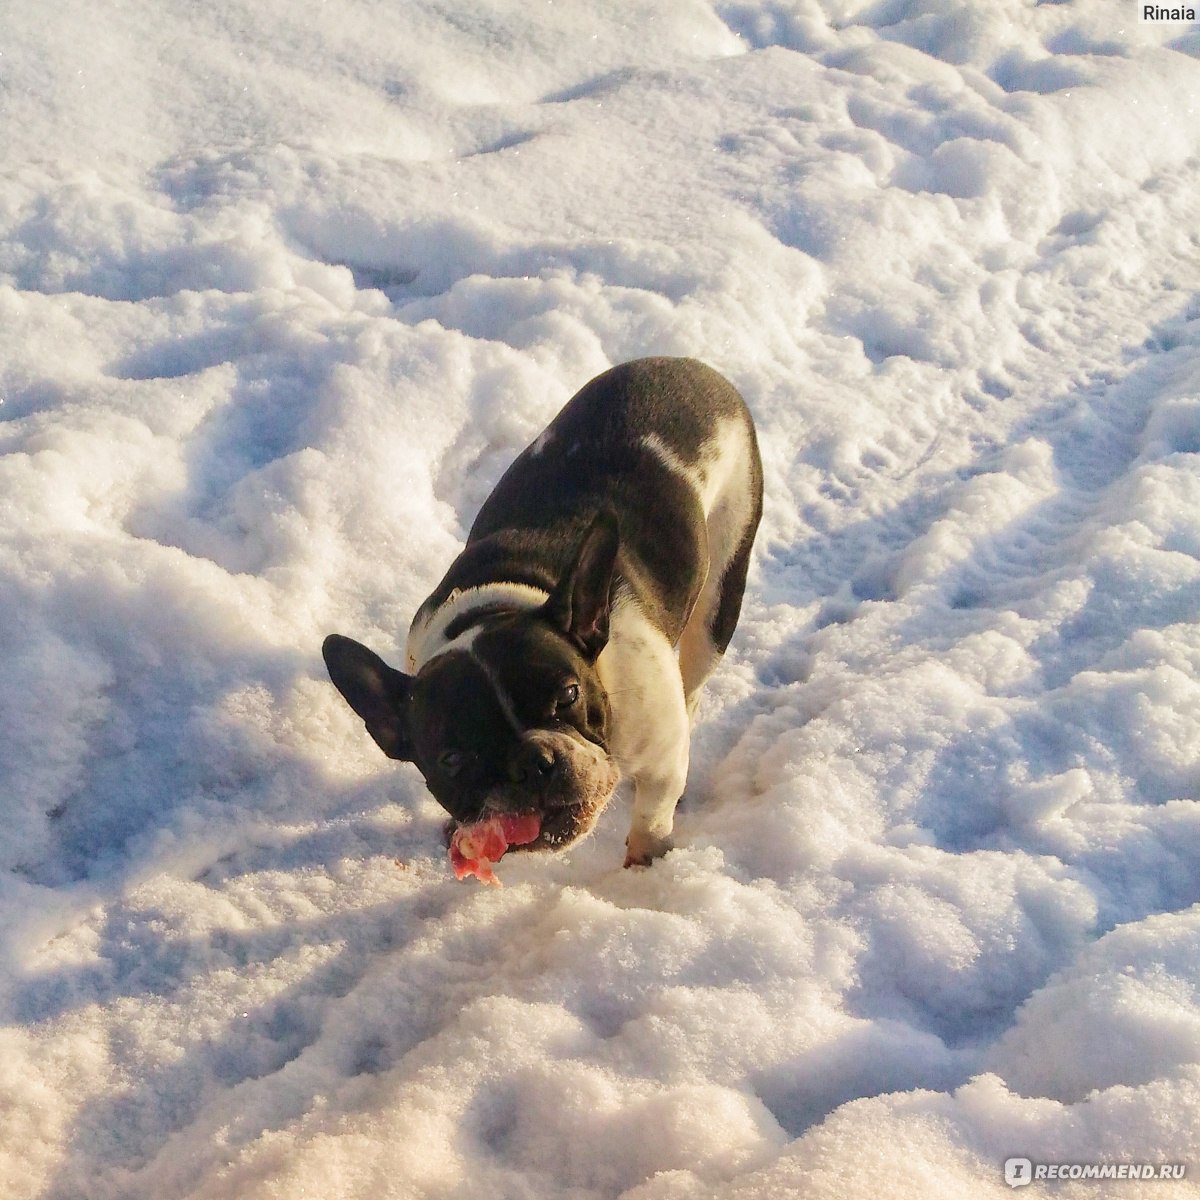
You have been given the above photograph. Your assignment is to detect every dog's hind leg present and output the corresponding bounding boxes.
[678,475,761,720]
[679,525,754,712]
[677,561,721,722]
[676,409,763,720]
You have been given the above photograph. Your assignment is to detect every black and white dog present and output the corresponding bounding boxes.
[323,357,762,867]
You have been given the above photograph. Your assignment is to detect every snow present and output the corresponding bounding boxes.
[3,1,1200,1196]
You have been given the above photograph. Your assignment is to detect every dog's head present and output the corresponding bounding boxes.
[322,514,621,850]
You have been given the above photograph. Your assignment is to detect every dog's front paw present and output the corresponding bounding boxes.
[624,829,673,868]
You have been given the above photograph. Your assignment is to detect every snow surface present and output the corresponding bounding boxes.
[3,1,1200,1197]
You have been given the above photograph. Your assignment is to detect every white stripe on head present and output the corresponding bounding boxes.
[406,581,550,672]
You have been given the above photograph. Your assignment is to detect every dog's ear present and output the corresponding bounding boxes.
[543,510,620,659]
[322,634,415,761]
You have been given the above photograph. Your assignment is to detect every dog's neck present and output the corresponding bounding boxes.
[405,581,551,672]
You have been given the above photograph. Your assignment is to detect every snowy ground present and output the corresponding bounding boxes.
[3,2,1200,1197]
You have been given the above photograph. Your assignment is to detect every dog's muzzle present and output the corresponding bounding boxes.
[489,731,620,848]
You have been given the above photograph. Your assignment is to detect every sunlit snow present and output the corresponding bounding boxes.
[3,2,1200,1197]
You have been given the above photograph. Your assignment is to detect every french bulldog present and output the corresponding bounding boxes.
[322,357,762,868]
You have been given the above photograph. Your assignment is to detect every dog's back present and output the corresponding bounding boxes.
[423,357,762,650]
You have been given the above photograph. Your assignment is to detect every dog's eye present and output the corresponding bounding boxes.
[556,682,580,711]
[438,750,467,777]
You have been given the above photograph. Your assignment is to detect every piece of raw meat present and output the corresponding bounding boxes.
[449,812,541,884]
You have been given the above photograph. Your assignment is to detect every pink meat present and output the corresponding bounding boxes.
[449,812,541,884]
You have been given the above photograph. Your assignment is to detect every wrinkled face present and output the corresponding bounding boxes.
[407,616,619,850]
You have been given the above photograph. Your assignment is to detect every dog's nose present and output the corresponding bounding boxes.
[509,742,559,786]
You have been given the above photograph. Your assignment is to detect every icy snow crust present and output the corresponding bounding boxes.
[2,1,1200,1196]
